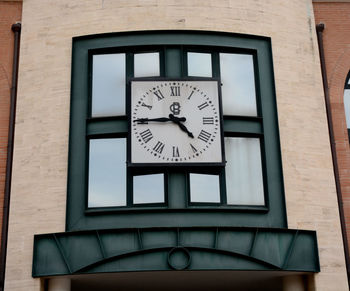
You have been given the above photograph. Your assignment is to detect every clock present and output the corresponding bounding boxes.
[130,79,224,165]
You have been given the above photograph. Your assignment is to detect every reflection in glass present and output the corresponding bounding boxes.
[88,138,126,207]
[92,54,126,117]
[344,89,350,129]
[220,53,257,116]
[190,173,220,203]
[225,137,264,205]
[134,52,160,77]
[187,52,212,77]
[133,174,164,204]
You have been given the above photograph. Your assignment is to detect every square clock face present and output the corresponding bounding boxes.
[130,80,224,165]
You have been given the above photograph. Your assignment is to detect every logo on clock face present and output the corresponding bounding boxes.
[169,102,181,115]
[131,80,223,165]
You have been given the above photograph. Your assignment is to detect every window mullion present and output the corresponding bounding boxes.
[212,52,220,78]
[163,46,187,208]
[126,52,134,80]
[86,118,128,137]
[223,118,263,136]
[167,172,187,208]
[164,46,183,78]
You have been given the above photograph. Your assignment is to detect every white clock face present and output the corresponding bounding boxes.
[131,80,223,164]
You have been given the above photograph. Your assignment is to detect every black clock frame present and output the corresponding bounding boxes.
[127,77,226,168]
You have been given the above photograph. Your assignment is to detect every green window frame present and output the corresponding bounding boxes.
[67,31,286,231]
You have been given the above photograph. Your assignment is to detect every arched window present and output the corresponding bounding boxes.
[344,72,350,140]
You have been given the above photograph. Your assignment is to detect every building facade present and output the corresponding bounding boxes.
[2,0,350,290]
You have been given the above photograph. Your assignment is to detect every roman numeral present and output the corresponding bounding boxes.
[153,141,165,154]
[139,129,153,143]
[170,86,180,96]
[187,90,195,100]
[154,90,165,101]
[141,102,152,110]
[198,130,211,143]
[203,117,214,125]
[172,146,180,157]
[190,143,197,153]
[198,102,209,110]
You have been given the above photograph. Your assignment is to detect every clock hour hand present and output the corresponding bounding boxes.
[169,114,194,138]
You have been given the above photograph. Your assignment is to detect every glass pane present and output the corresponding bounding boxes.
[187,52,212,77]
[344,89,350,129]
[92,54,126,117]
[133,174,164,204]
[220,53,257,116]
[225,137,264,205]
[190,173,220,203]
[88,138,126,207]
[134,52,160,77]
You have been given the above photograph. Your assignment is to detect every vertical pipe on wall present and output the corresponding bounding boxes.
[0,22,21,291]
[316,23,350,287]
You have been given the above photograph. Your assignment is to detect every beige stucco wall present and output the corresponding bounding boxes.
[4,0,347,290]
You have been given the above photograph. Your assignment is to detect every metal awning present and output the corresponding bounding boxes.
[32,226,319,277]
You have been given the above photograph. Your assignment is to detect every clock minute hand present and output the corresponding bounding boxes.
[168,114,194,138]
[134,116,186,124]
[134,117,170,124]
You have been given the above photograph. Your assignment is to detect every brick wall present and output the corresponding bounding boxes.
[313,1,350,259]
[0,0,22,249]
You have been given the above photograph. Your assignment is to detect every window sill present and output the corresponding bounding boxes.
[85,205,268,215]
